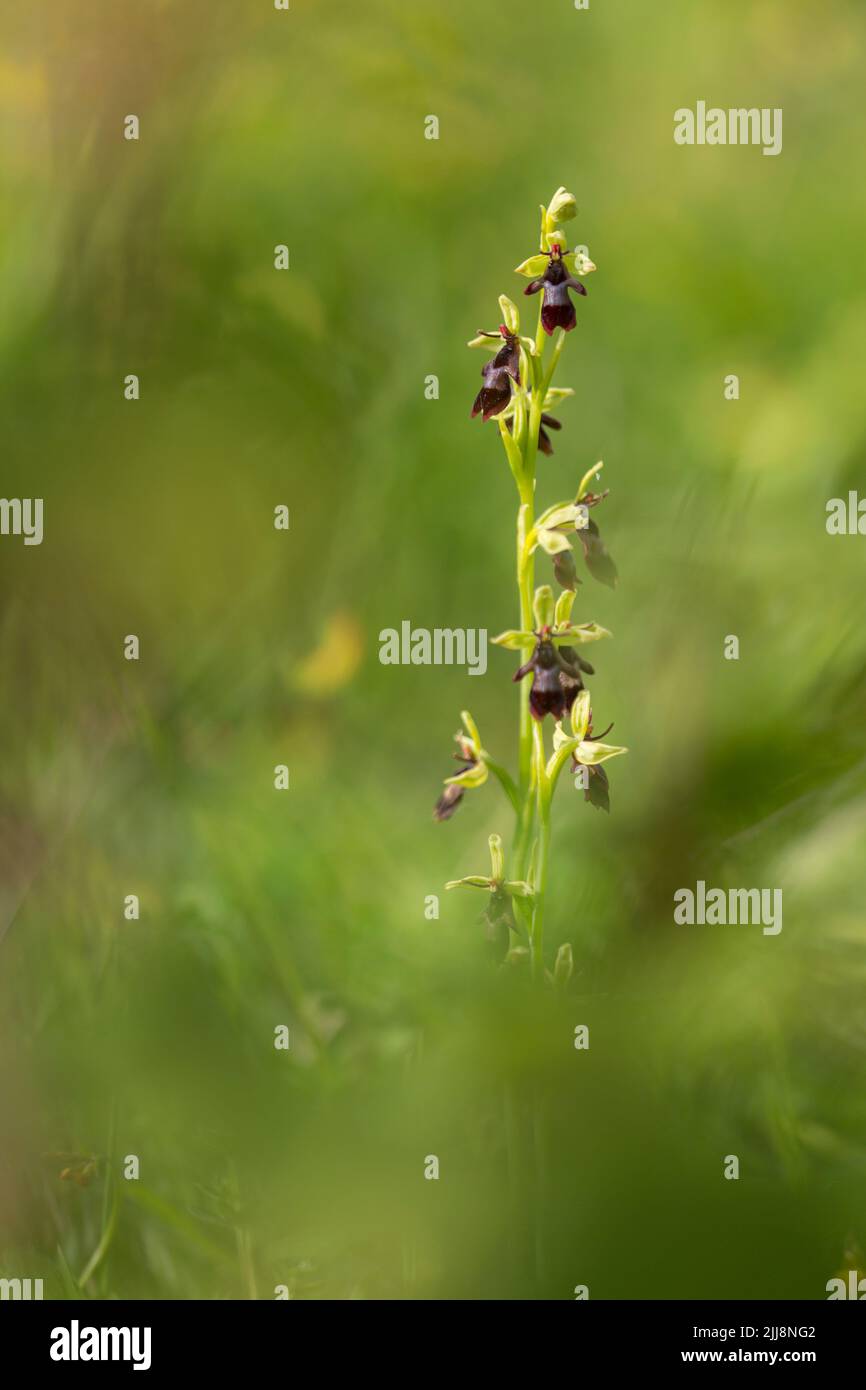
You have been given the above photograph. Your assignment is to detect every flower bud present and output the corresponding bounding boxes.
[488,833,504,883]
[553,942,574,986]
[498,294,519,334]
[546,186,577,226]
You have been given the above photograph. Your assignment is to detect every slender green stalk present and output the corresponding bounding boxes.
[516,499,534,796]
[437,188,626,1298]
[439,186,625,975]
[511,305,546,904]
[531,725,551,979]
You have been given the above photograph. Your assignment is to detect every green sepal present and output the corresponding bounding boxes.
[576,460,604,501]
[444,760,489,790]
[492,629,535,650]
[504,880,534,899]
[533,584,555,629]
[535,527,572,557]
[551,721,571,754]
[550,621,611,645]
[460,709,481,753]
[554,589,576,627]
[498,294,519,333]
[514,253,548,278]
[445,875,493,891]
[574,740,628,767]
[488,833,504,882]
[538,500,584,531]
[570,689,592,742]
[544,227,569,252]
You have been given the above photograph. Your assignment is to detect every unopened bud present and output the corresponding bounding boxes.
[554,942,574,986]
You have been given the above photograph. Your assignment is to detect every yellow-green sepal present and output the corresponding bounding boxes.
[554,589,576,627]
[498,294,519,333]
[576,460,604,501]
[492,629,535,650]
[444,760,488,790]
[533,584,555,629]
[570,689,592,742]
[514,253,548,278]
[549,621,611,645]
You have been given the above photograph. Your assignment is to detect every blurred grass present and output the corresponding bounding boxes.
[1,0,866,1298]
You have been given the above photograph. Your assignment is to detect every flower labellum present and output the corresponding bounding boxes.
[433,781,464,821]
[523,244,587,336]
[537,412,563,457]
[506,410,563,457]
[513,630,585,721]
[570,713,617,812]
[471,325,521,421]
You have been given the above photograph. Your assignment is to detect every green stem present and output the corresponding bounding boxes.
[511,306,547,896]
[540,327,566,398]
[516,495,534,796]
[531,724,551,980]
[483,754,520,814]
[78,1181,120,1289]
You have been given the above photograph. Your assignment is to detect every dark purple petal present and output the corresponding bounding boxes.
[541,293,577,335]
[491,339,521,384]
[433,783,464,821]
[552,546,579,591]
[557,645,592,679]
[471,370,511,420]
[585,763,610,813]
[513,656,534,682]
[537,413,562,457]
[578,518,618,588]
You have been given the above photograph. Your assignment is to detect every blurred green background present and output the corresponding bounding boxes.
[2,0,866,1300]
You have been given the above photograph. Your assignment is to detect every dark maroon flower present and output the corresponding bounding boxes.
[583,762,610,812]
[537,412,563,456]
[513,630,587,722]
[571,715,615,812]
[578,516,618,588]
[471,325,521,421]
[505,410,562,457]
[433,732,478,821]
[523,243,587,336]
